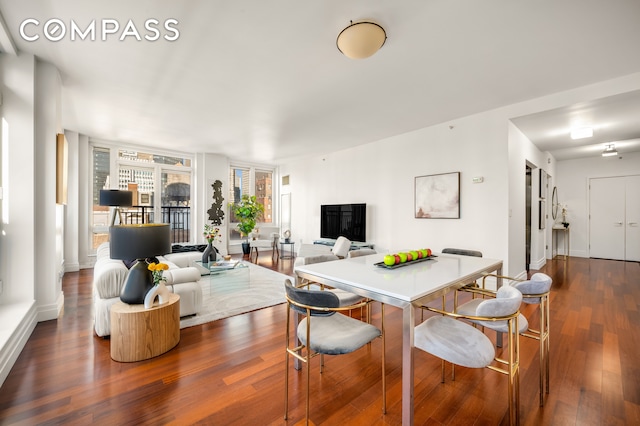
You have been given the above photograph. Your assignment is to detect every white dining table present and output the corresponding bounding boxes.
[294,252,503,426]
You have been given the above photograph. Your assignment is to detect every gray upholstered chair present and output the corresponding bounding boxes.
[347,248,377,258]
[249,232,280,259]
[416,285,522,425]
[441,247,483,258]
[283,278,385,424]
[459,272,552,406]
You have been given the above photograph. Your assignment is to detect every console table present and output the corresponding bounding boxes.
[552,225,570,260]
[280,241,295,259]
[110,293,180,362]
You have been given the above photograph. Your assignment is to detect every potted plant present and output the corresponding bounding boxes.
[229,194,264,255]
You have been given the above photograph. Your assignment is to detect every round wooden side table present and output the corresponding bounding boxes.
[110,293,180,362]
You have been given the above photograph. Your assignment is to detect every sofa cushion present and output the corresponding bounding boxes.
[94,259,129,299]
[163,267,201,284]
[97,242,111,260]
[171,244,219,254]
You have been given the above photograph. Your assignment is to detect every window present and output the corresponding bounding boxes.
[91,146,110,249]
[91,145,193,249]
[255,170,273,223]
[228,165,275,242]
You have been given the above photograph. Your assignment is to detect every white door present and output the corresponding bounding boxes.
[626,175,640,262]
[589,177,625,260]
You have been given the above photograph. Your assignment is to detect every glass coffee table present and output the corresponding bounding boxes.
[193,260,250,294]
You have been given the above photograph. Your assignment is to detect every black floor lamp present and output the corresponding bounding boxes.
[100,189,133,226]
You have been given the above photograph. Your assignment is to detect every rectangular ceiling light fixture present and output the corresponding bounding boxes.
[602,143,618,157]
[570,127,593,140]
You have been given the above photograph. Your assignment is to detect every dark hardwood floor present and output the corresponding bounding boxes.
[0,253,639,425]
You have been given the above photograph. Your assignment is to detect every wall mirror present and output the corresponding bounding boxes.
[551,186,558,220]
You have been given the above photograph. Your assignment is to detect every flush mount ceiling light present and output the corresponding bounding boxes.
[336,20,386,59]
[570,127,593,140]
[602,143,618,157]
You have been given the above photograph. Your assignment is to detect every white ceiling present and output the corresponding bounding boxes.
[1,0,640,164]
[511,90,640,161]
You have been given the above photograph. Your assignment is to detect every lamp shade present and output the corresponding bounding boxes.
[100,189,133,207]
[337,21,386,59]
[110,224,171,260]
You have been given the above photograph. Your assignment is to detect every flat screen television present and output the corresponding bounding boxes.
[320,203,366,242]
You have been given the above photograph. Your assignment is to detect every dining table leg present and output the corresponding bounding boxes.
[496,267,504,348]
[402,303,414,425]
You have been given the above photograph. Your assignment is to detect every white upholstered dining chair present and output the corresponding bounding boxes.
[331,236,351,258]
[416,285,522,425]
[457,272,552,406]
[249,232,280,259]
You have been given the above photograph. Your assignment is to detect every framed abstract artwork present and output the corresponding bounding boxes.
[539,200,546,230]
[539,169,547,199]
[415,172,460,219]
[56,133,68,205]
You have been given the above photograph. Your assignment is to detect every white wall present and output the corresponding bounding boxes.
[34,60,64,321]
[0,53,40,387]
[0,53,37,305]
[556,151,640,257]
[508,122,555,271]
[195,153,230,255]
[77,134,91,268]
[280,110,512,269]
[63,130,80,272]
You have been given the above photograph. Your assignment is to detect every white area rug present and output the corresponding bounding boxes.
[180,261,293,329]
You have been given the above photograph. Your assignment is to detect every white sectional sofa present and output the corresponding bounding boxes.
[93,242,215,337]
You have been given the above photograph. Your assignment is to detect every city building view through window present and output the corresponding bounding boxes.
[228,166,273,242]
[92,147,193,249]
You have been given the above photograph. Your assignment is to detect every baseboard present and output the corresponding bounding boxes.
[530,256,547,271]
[64,262,80,273]
[0,301,37,387]
[80,261,95,269]
[37,291,65,322]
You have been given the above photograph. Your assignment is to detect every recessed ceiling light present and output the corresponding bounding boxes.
[570,127,593,139]
[602,143,618,157]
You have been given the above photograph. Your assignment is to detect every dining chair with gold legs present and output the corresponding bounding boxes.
[416,285,522,425]
[283,278,386,425]
[457,272,552,406]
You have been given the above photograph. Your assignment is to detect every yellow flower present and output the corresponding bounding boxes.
[147,262,169,284]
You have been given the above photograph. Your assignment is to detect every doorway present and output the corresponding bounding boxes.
[589,175,640,261]
[525,165,532,272]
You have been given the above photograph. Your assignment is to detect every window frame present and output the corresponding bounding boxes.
[90,142,194,252]
[228,162,277,243]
